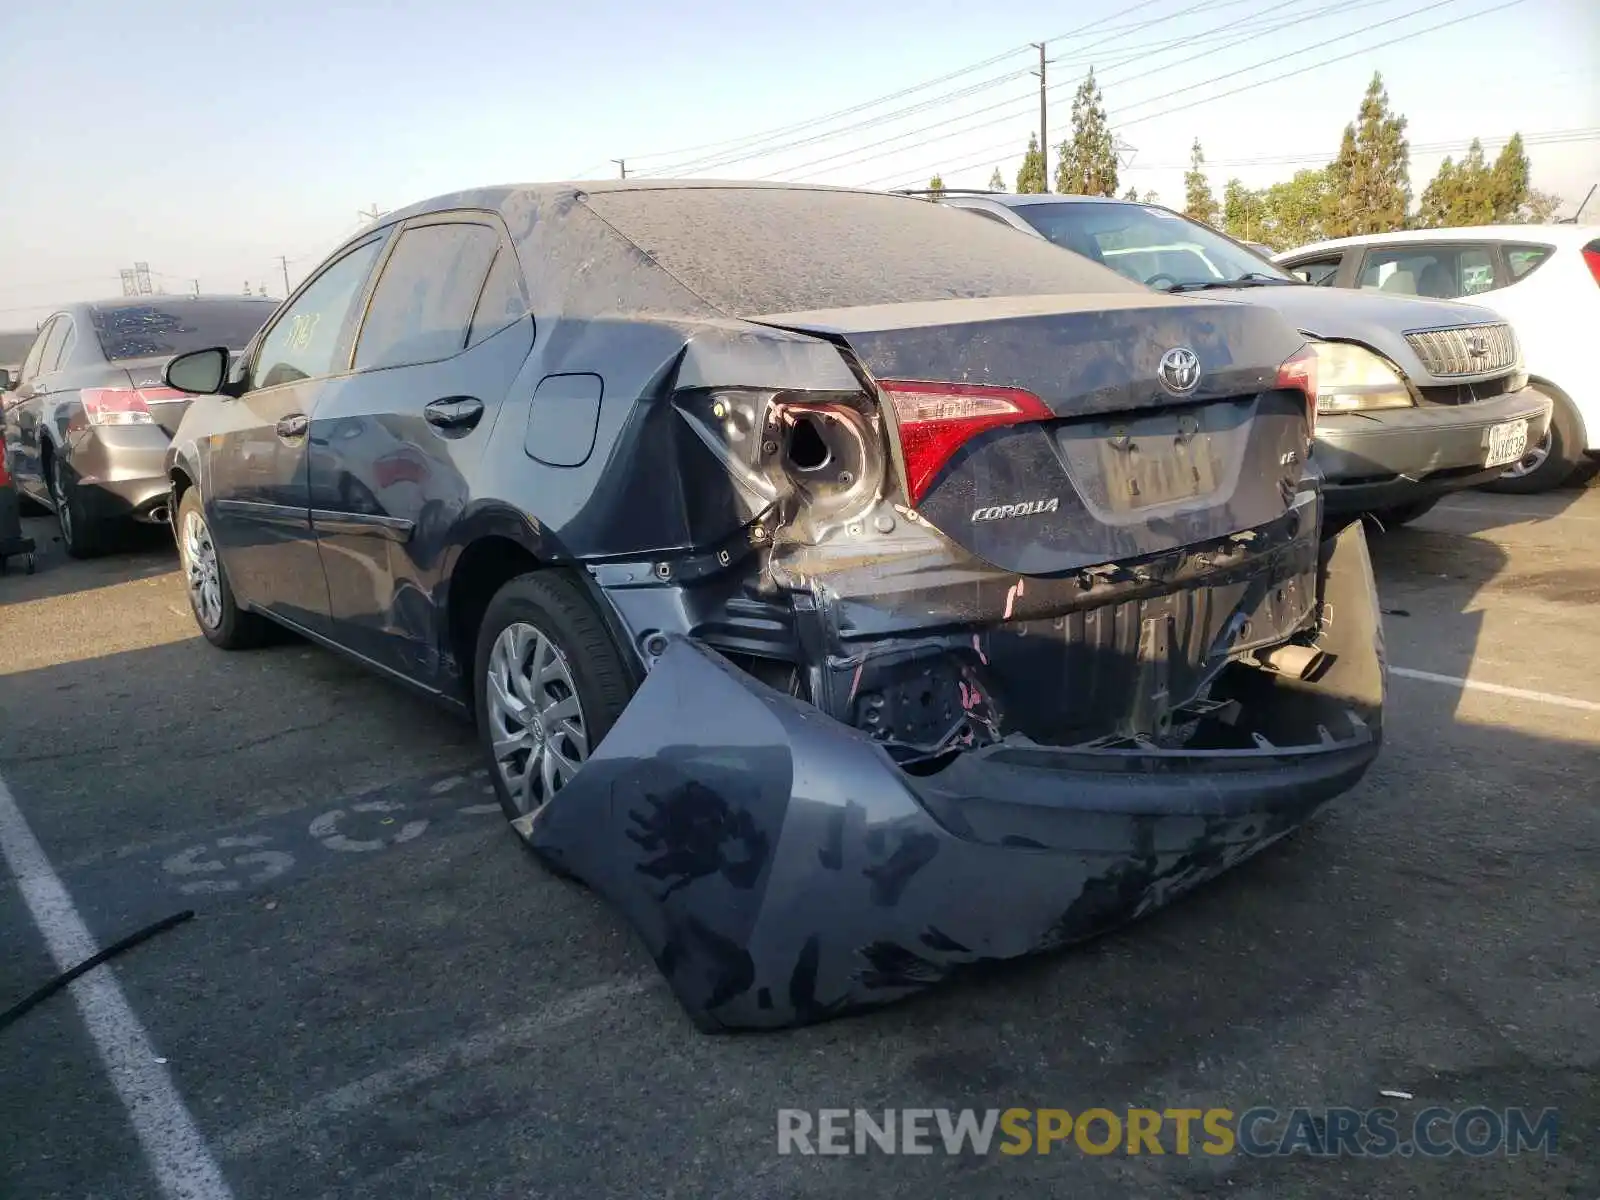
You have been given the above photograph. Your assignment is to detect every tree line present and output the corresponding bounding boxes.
[925,71,1561,251]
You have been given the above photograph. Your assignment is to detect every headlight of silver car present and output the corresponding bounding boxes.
[1308,341,1414,413]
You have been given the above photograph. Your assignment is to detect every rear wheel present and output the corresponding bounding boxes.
[1481,386,1583,494]
[1367,496,1440,530]
[175,488,269,649]
[474,572,633,826]
[50,454,113,558]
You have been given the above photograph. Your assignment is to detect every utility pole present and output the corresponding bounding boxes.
[612,158,627,179]
[276,256,291,298]
[190,279,200,297]
[1031,42,1048,192]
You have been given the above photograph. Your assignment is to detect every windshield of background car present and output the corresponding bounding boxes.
[90,300,277,362]
[1012,202,1295,290]
[579,187,1144,315]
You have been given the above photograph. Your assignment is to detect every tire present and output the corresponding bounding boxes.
[174,488,269,649]
[1366,496,1440,530]
[474,571,634,828]
[1480,386,1584,495]
[50,454,113,558]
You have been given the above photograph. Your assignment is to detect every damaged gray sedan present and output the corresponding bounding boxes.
[161,181,1385,1032]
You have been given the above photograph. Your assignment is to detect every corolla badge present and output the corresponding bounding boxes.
[1157,346,1201,394]
[972,498,1059,522]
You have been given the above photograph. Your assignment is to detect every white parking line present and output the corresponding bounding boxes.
[219,974,657,1158]
[1391,666,1600,713]
[0,775,234,1200]
[1435,499,1600,523]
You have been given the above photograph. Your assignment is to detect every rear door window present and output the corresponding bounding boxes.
[19,318,57,383]
[1357,245,1498,298]
[250,237,387,390]
[49,319,76,370]
[467,245,531,347]
[34,318,70,378]
[354,221,501,370]
[1506,244,1553,281]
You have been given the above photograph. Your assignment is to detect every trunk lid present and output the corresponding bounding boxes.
[119,355,193,436]
[753,293,1312,575]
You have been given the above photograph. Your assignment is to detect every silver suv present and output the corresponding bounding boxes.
[927,191,1551,528]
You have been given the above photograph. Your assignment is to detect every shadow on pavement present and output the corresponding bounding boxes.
[0,516,177,608]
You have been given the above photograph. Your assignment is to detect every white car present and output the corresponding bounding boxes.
[1275,225,1600,492]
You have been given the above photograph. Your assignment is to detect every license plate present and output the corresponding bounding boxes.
[1485,419,1529,468]
[1097,433,1220,512]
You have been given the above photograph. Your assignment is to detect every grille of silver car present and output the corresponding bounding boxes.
[1404,323,1518,377]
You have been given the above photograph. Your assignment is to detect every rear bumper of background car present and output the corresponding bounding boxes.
[1314,386,1552,513]
[525,521,1386,1032]
[67,425,174,522]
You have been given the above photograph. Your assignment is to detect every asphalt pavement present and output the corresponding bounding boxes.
[1,485,1596,1200]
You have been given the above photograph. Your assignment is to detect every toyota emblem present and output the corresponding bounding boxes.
[1157,347,1201,394]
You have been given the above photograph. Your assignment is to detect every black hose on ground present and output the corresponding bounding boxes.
[0,910,195,1034]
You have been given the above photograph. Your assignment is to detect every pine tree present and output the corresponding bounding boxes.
[1055,69,1119,196]
[928,174,946,197]
[1123,186,1140,201]
[1488,134,1530,221]
[1325,72,1411,236]
[988,167,1007,192]
[1183,138,1219,226]
[1015,133,1047,194]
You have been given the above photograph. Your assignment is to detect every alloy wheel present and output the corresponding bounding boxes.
[181,510,224,630]
[486,621,590,815]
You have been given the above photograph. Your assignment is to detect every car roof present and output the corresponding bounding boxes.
[940,192,1130,209]
[375,178,883,226]
[1278,224,1600,259]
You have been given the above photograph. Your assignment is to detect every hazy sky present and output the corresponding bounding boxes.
[1,0,1595,330]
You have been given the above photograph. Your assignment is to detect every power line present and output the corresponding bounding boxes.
[803,0,1340,185]
[640,0,1249,178]
[637,66,1034,177]
[627,45,1037,174]
[869,0,1501,189]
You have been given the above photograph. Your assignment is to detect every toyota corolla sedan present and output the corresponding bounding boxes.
[931,192,1552,529]
[1,295,278,556]
[161,181,1384,1031]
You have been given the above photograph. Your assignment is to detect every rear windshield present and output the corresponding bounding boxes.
[90,300,277,362]
[580,187,1141,315]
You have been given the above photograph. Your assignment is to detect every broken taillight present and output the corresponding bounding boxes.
[79,386,184,426]
[1275,345,1320,441]
[874,380,1054,505]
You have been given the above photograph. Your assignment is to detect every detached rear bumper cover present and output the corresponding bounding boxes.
[526,522,1385,1031]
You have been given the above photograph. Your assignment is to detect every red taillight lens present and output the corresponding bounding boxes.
[80,386,184,427]
[1582,242,1600,288]
[875,379,1054,504]
[1276,345,1320,441]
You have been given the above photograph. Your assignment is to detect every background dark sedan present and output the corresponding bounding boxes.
[0,295,277,556]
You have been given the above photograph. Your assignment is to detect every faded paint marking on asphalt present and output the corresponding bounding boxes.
[0,775,235,1200]
[1392,666,1600,713]
[218,975,658,1159]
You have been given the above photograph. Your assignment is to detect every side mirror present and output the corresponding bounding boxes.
[166,347,230,395]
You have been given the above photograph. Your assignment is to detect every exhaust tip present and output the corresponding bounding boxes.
[147,505,170,525]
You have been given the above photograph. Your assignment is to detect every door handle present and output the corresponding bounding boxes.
[424,397,484,432]
[275,413,309,440]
